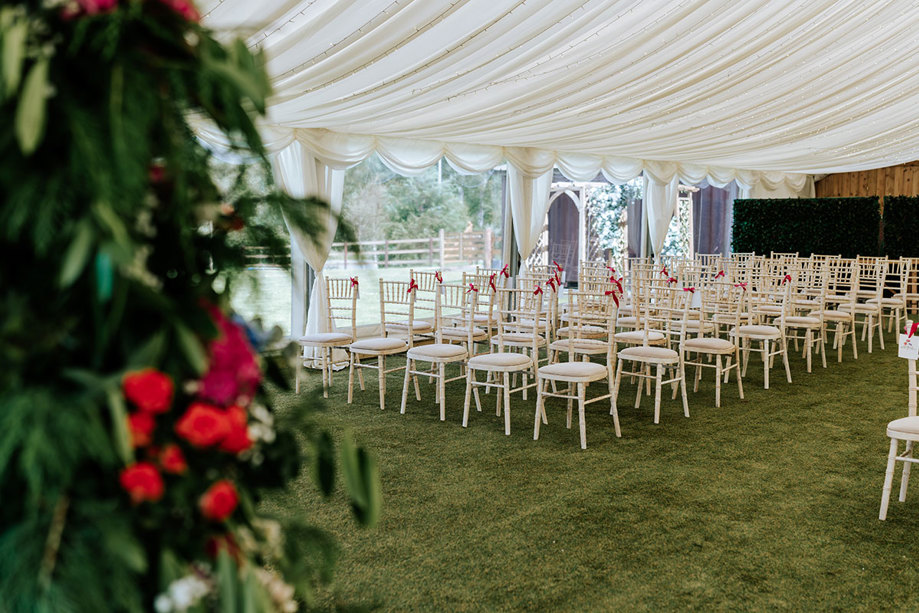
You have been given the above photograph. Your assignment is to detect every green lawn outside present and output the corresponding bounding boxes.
[265,326,919,611]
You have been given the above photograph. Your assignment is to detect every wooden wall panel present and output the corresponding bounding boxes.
[816,161,919,204]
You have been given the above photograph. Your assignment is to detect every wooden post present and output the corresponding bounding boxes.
[343,243,348,268]
[439,229,446,268]
[484,228,493,267]
[459,232,465,262]
[384,239,390,268]
[428,237,434,266]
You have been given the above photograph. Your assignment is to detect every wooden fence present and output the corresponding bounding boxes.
[245,229,496,268]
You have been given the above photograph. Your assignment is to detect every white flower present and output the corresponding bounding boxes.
[154,594,173,613]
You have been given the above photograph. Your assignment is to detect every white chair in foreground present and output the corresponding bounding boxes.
[296,277,357,398]
[880,323,919,520]
[534,289,621,449]
[400,283,473,421]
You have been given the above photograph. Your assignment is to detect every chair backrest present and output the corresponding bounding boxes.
[700,280,743,337]
[326,277,358,339]
[408,269,443,321]
[643,284,693,349]
[380,280,417,346]
[435,283,477,347]
[494,287,546,352]
[855,256,886,300]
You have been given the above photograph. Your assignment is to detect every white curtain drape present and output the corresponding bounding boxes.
[643,175,681,257]
[507,165,553,263]
[271,141,344,364]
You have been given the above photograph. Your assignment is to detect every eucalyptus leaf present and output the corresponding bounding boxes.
[2,18,27,97]
[105,387,133,465]
[340,433,381,527]
[14,56,50,155]
[94,252,114,302]
[174,321,209,375]
[59,220,95,287]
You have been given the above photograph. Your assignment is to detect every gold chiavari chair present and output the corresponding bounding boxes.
[296,276,358,397]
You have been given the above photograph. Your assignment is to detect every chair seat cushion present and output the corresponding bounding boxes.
[618,346,679,361]
[735,324,781,338]
[678,319,715,332]
[888,416,919,438]
[616,316,637,327]
[837,303,881,314]
[299,332,352,345]
[866,297,903,306]
[468,352,533,371]
[810,309,852,321]
[550,338,609,353]
[614,330,666,344]
[755,305,783,314]
[471,313,494,323]
[556,324,606,337]
[441,326,488,340]
[386,320,434,332]
[349,337,407,353]
[778,316,821,327]
[407,343,467,360]
[492,332,545,344]
[683,337,735,352]
[538,361,607,381]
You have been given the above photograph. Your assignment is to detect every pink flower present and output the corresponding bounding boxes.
[158,0,200,22]
[198,305,261,407]
[61,0,118,19]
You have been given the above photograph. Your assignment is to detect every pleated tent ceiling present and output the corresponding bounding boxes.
[195,0,919,337]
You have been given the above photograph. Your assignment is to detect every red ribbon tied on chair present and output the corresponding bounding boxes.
[554,271,562,286]
[533,285,543,296]
[660,266,669,276]
[612,276,623,293]
[553,260,563,273]
[350,277,359,288]
[605,289,620,307]
[906,322,919,339]
[434,271,443,283]
[466,283,478,294]
[407,278,419,293]
[546,277,558,292]
[715,270,725,278]
[683,287,695,293]
[668,276,678,284]
[782,274,792,285]
[734,282,747,291]
[500,264,510,278]
[488,273,497,293]
[608,266,616,274]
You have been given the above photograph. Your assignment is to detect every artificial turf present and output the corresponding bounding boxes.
[264,331,919,611]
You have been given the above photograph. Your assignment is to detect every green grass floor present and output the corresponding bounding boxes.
[265,329,919,611]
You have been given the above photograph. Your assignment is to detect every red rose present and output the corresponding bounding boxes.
[127,412,155,448]
[119,462,164,504]
[175,402,229,448]
[219,405,253,454]
[158,444,187,474]
[199,480,238,522]
[123,368,174,414]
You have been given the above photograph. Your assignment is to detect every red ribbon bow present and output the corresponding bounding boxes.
[668,277,678,284]
[350,277,359,287]
[407,278,419,293]
[715,270,725,278]
[434,271,443,283]
[660,266,669,276]
[554,271,562,286]
[489,273,497,293]
[782,274,792,285]
[553,260,564,273]
[500,264,510,278]
[734,282,747,291]
[612,277,623,293]
[605,289,620,307]
[533,285,543,296]
[608,266,616,274]
[683,287,695,293]
[466,283,478,293]
[906,322,919,339]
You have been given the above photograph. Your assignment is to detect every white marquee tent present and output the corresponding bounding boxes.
[196,0,919,339]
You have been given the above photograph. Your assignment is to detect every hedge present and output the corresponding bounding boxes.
[882,196,919,258]
[732,197,880,257]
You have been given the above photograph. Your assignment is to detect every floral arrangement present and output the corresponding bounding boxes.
[0,1,378,611]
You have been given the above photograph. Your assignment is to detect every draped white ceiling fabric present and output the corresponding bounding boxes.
[199,0,919,176]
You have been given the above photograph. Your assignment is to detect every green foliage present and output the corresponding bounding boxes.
[0,2,378,611]
[732,197,880,257]
[881,196,919,258]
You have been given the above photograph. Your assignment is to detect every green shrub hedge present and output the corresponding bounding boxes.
[732,197,880,257]
[882,196,919,258]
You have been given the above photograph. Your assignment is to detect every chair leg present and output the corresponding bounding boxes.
[781,337,792,383]
[347,353,355,404]
[438,363,446,421]
[357,356,365,390]
[295,352,302,395]
[577,383,587,449]
[321,350,329,399]
[462,369,474,427]
[900,441,914,502]
[867,315,874,353]
[679,360,689,418]
[653,364,663,424]
[804,331,812,373]
[763,340,770,390]
[400,359,412,414]
[503,372,511,436]
[851,323,858,359]
[612,360,623,415]
[881,437,899,520]
[534,377,546,440]
[714,355,722,408]
[634,364,644,409]
[878,315,886,350]
[607,366,621,438]
[377,356,386,410]
[735,348,744,400]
